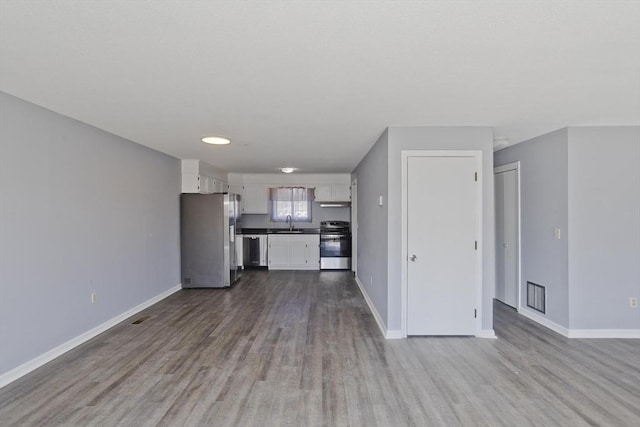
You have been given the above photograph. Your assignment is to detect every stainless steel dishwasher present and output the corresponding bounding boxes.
[243,234,268,267]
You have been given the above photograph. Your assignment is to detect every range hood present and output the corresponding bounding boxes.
[319,202,351,208]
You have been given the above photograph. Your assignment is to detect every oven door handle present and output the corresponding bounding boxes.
[321,234,349,238]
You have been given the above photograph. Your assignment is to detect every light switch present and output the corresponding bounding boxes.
[378,195,384,206]
[554,227,561,240]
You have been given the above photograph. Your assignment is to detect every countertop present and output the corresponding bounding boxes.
[240,228,320,235]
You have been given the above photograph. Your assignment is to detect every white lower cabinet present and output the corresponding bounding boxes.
[236,235,243,268]
[268,236,290,269]
[267,234,319,270]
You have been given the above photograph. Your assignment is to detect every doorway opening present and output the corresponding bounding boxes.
[494,162,521,310]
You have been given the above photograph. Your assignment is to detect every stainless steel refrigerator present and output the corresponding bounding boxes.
[180,193,242,288]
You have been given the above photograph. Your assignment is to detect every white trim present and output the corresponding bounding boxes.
[401,152,408,337]
[351,178,358,275]
[0,284,182,389]
[401,150,483,337]
[476,329,497,339]
[354,276,402,339]
[494,162,519,174]
[519,307,570,337]
[494,161,522,311]
[385,330,403,339]
[519,307,640,338]
[567,329,640,339]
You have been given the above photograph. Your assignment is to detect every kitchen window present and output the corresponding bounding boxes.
[269,187,314,222]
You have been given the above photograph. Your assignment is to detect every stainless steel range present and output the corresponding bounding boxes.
[320,220,351,270]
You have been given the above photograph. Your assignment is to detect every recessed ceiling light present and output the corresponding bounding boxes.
[280,167,296,174]
[202,136,231,145]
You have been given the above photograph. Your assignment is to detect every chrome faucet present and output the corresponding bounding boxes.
[286,214,293,231]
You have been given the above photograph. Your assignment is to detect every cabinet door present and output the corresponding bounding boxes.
[268,235,289,268]
[203,176,214,193]
[211,179,228,193]
[306,235,320,268]
[332,184,351,201]
[288,239,308,267]
[181,174,200,193]
[289,235,320,270]
[314,185,332,202]
[242,184,269,214]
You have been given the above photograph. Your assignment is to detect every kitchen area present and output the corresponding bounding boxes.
[242,220,351,271]
[180,160,353,288]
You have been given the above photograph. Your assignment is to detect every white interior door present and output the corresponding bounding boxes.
[406,155,479,336]
[495,166,519,308]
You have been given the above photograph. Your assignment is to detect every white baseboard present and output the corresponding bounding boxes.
[518,307,639,339]
[385,329,403,339]
[476,329,497,339]
[0,284,182,389]
[567,329,640,339]
[354,276,402,339]
[518,307,570,337]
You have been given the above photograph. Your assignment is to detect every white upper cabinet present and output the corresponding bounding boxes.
[241,183,269,214]
[314,184,351,202]
[181,174,228,194]
[181,160,228,194]
[332,184,351,201]
[227,173,351,210]
[314,185,332,201]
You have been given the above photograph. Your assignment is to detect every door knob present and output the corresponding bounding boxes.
[409,254,417,262]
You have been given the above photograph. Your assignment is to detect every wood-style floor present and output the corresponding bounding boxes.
[1,270,639,426]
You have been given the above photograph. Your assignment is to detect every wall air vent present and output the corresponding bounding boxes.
[527,281,546,314]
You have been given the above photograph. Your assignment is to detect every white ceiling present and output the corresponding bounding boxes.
[1,1,639,173]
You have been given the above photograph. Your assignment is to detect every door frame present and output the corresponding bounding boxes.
[494,161,522,311]
[400,150,483,337]
[351,178,358,275]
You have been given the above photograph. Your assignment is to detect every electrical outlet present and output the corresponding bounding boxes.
[630,297,638,308]
[91,292,97,304]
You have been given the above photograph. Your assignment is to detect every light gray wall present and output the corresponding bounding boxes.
[0,92,181,376]
[387,127,495,331]
[567,127,640,329]
[495,128,570,327]
[351,130,389,324]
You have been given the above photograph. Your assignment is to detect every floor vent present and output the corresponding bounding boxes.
[527,281,546,314]
[131,316,150,325]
